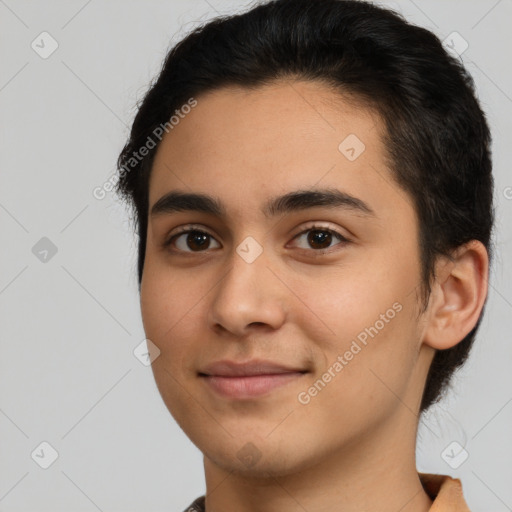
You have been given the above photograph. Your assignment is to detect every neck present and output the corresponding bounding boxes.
[202,408,433,512]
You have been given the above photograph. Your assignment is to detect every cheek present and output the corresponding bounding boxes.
[294,307,419,440]
[140,262,210,427]
[289,246,421,413]
[140,259,207,365]
[286,248,415,350]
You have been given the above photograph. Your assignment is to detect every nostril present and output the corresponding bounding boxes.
[248,322,266,328]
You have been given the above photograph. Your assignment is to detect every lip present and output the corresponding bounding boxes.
[199,359,308,399]
[200,359,306,377]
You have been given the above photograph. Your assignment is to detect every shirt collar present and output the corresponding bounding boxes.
[184,473,471,511]
[419,472,471,511]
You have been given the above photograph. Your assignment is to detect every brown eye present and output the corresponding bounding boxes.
[165,229,221,252]
[291,226,350,253]
[307,229,333,249]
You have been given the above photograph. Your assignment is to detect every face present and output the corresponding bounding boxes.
[141,80,434,477]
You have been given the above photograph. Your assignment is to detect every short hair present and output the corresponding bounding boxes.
[115,0,495,413]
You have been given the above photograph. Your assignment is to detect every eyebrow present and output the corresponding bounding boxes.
[150,187,376,219]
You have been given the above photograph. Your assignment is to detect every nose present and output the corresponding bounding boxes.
[207,242,287,337]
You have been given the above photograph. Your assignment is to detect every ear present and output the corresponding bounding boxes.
[422,240,489,350]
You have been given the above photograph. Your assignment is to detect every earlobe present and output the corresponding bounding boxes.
[421,240,489,351]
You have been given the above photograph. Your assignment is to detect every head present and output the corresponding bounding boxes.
[115,0,493,476]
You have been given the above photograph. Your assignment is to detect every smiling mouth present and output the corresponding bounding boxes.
[199,372,307,399]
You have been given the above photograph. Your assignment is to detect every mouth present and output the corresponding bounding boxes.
[199,372,307,398]
[198,359,308,399]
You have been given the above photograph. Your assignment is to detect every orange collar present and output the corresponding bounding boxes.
[419,473,471,511]
[185,473,471,511]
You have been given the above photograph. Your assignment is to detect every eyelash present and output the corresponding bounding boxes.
[163,223,351,256]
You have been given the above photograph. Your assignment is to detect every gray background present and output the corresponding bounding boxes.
[1,0,511,511]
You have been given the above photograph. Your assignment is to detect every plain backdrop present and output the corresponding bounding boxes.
[1,1,511,511]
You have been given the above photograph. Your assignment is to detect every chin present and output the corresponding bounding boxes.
[201,435,319,479]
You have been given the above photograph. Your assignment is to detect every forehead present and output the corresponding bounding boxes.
[148,80,411,222]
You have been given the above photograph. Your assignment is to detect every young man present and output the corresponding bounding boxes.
[115,1,494,510]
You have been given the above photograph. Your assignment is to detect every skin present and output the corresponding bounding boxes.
[140,79,488,512]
